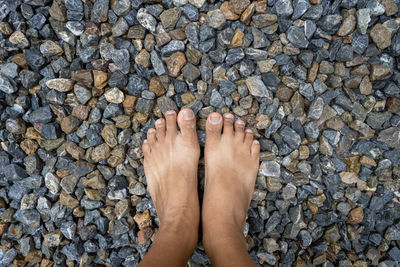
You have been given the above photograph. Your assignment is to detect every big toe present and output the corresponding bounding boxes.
[177,108,197,139]
[206,112,223,145]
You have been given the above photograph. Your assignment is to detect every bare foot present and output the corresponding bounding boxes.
[142,108,200,250]
[202,112,260,266]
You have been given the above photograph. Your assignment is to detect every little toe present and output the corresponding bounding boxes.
[142,140,151,156]
[251,140,260,159]
[206,112,223,145]
[155,118,166,140]
[223,113,234,136]
[234,119,245,141]
[244,129,254,146]
[147,128,157,145]
[165,110,178,136]
[177,108,197,139]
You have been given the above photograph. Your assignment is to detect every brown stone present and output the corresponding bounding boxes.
[370,24,392,49]
[326,116,344,130]
[276,84,293,102]
[84,188,103,201]
[240,3,255,25]
[186,48,202,65]
[12,53,27,68]
[72,104,90,120]
[166,52,186,77]
[91,143,111,162]
[138,227,154,244]
[66,142,84,160]
[82,170,106,189]
[72,70,93,88]
[266,177,282,192]
[149,77,166,96]
[340,172,359,184]
[49,0,67,22]
[20,139,39,155]
[169,29,187,40]
[228,0,250,15]
[127,25,146,39]
[344,156,361,175]
[255,0,267,12]
[155,32,171,46]
[181,92,196,105]
[60,191,79,209]
[46,79,74,92]
[382,0,398,16]
[371,65,391,81]
[102,124,118,148]
[43,229,62,247]
[113,115,131,129]
[337,14,356,36]
[134,210,152,229]
[123,95,137,114]
[307,61,319,83]
[9,30,29,48]
[359,76,372,95]
[220,1,239,20]
[231,28,244,48]
[93,70,108,89]
[347,206,364,224]
[360,156,377,167]
[387,97,400,114]
[104,88,125,104]
[25,250,42,263]
[61,115,81,134]
[0,22,13,35]
[268,40,283,57]
[135,49,150,68]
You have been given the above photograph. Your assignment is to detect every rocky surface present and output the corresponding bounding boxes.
[1,0,400,266]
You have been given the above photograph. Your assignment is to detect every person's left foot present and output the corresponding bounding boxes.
[142,108,200,246]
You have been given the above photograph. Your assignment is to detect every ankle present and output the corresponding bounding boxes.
[157,207,199,248]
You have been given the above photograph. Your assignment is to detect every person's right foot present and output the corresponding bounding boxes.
[202,112,260,247]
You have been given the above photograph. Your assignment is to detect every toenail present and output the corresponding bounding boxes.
[237,120,245,126]
[253,140,259,145]
[143,139,148,144]
[246,129,253,133]
[182,109,194,120]
[209,113,221,124]
[156,119,163,125]
[148,128,155,133]
[224,113,234,119]
[166,110,176,115]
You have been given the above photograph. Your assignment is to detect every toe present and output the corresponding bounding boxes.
[155,118,166,140]
[177,108,197,139]
[206,112,223,144]
[142,140,151,156]
[147,128,157,145]
[244,129,253,146]
[234,119,245,141]
[223,113,234,136]
[165,110,177,135]
[251,140,260,159]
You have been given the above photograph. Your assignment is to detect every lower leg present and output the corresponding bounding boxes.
[138,210,198,267]
[203,223,255,267]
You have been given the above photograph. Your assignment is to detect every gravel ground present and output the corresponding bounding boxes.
[1,0,400,266]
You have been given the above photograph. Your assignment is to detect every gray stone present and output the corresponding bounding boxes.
[287,26,309,48]
[0,73,16,93]
[281,126,301,149]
